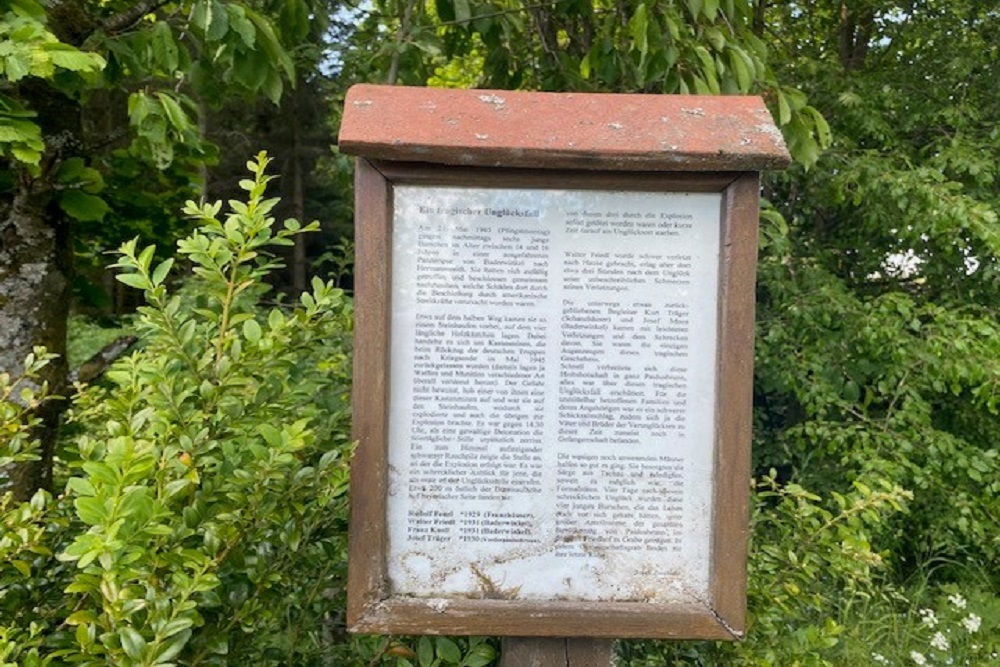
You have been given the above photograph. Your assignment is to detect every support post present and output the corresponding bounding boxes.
[498,638,615,667]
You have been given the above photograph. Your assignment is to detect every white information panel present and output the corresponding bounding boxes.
[387,186,722,604]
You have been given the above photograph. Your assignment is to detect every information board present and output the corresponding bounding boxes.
[340,85,790,640]
[387,186,721,604]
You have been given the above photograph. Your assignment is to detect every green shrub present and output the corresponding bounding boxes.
[1,153,354,666]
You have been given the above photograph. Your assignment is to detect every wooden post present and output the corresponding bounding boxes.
[499,638,615,667]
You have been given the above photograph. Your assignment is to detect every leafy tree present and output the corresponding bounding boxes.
[756,0,1000,577]
[0,0,317,499]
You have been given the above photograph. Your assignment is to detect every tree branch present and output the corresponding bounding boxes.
[433,0,570,29]
[386,0,420,84]
[71,335,138,384]
[101,0,172,36]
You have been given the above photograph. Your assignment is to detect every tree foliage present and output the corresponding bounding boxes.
[0,0,326,500]
[347,0,830,166]
[756,0,1000,572]
[0,0,307,177]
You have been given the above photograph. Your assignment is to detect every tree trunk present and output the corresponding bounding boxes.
[753,0,766,37]
[838,2,874,71]
[0,181,72,500]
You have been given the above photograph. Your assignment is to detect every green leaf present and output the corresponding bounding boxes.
[159,617,194,639]
[259,423,282,447]
[704,26,726,50]
[690,73,711,94]
[30,488,48,510]
[119,627,147,660]
[663,14,680,41]
[232,47,269,91]
[82,461,120,485]
[145,523,174,536]
[261,69,283,105]
[243,318,262,343]
[783,87,808,111]
[138,244,156,271]
[116,272,149,290]
[417,637,434,667]
[703,0,719,21]
[151,21,179,72]
[195,0,230,41]
[128,91,157,126]
[65,610,98,626]
[10,143,43,166]
[193,1,211,31]
[436,637,461,663]
[164,478,192,499]
[205,635,228,655]
[0,115,43,154]
[436,0,455,22]
[776,89,792,125]
[74,496,108,525]
[157,93,191,133]
[68,164,104,192]
[8,0,46,20]
[68,477,96,497]
[579,49,593,79]
[245,8,294,82]
[58,190,109,222]
[4,52,33,81]
[279,0,310,42]
[804,105,832,148]
[45,44,106,73]
[693,47,720,94]
[464,643,496,667]
[76,622,95,648]
[152,258,174,286]
[154,628,191,663]
[785,114,820,167]
[628,4,648,57]
[61,534,101,560]
[729,47,752,91]
[118,487,152,519]
[227,5,256,47]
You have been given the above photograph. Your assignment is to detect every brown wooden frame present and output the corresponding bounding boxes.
[347,157,760,640]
